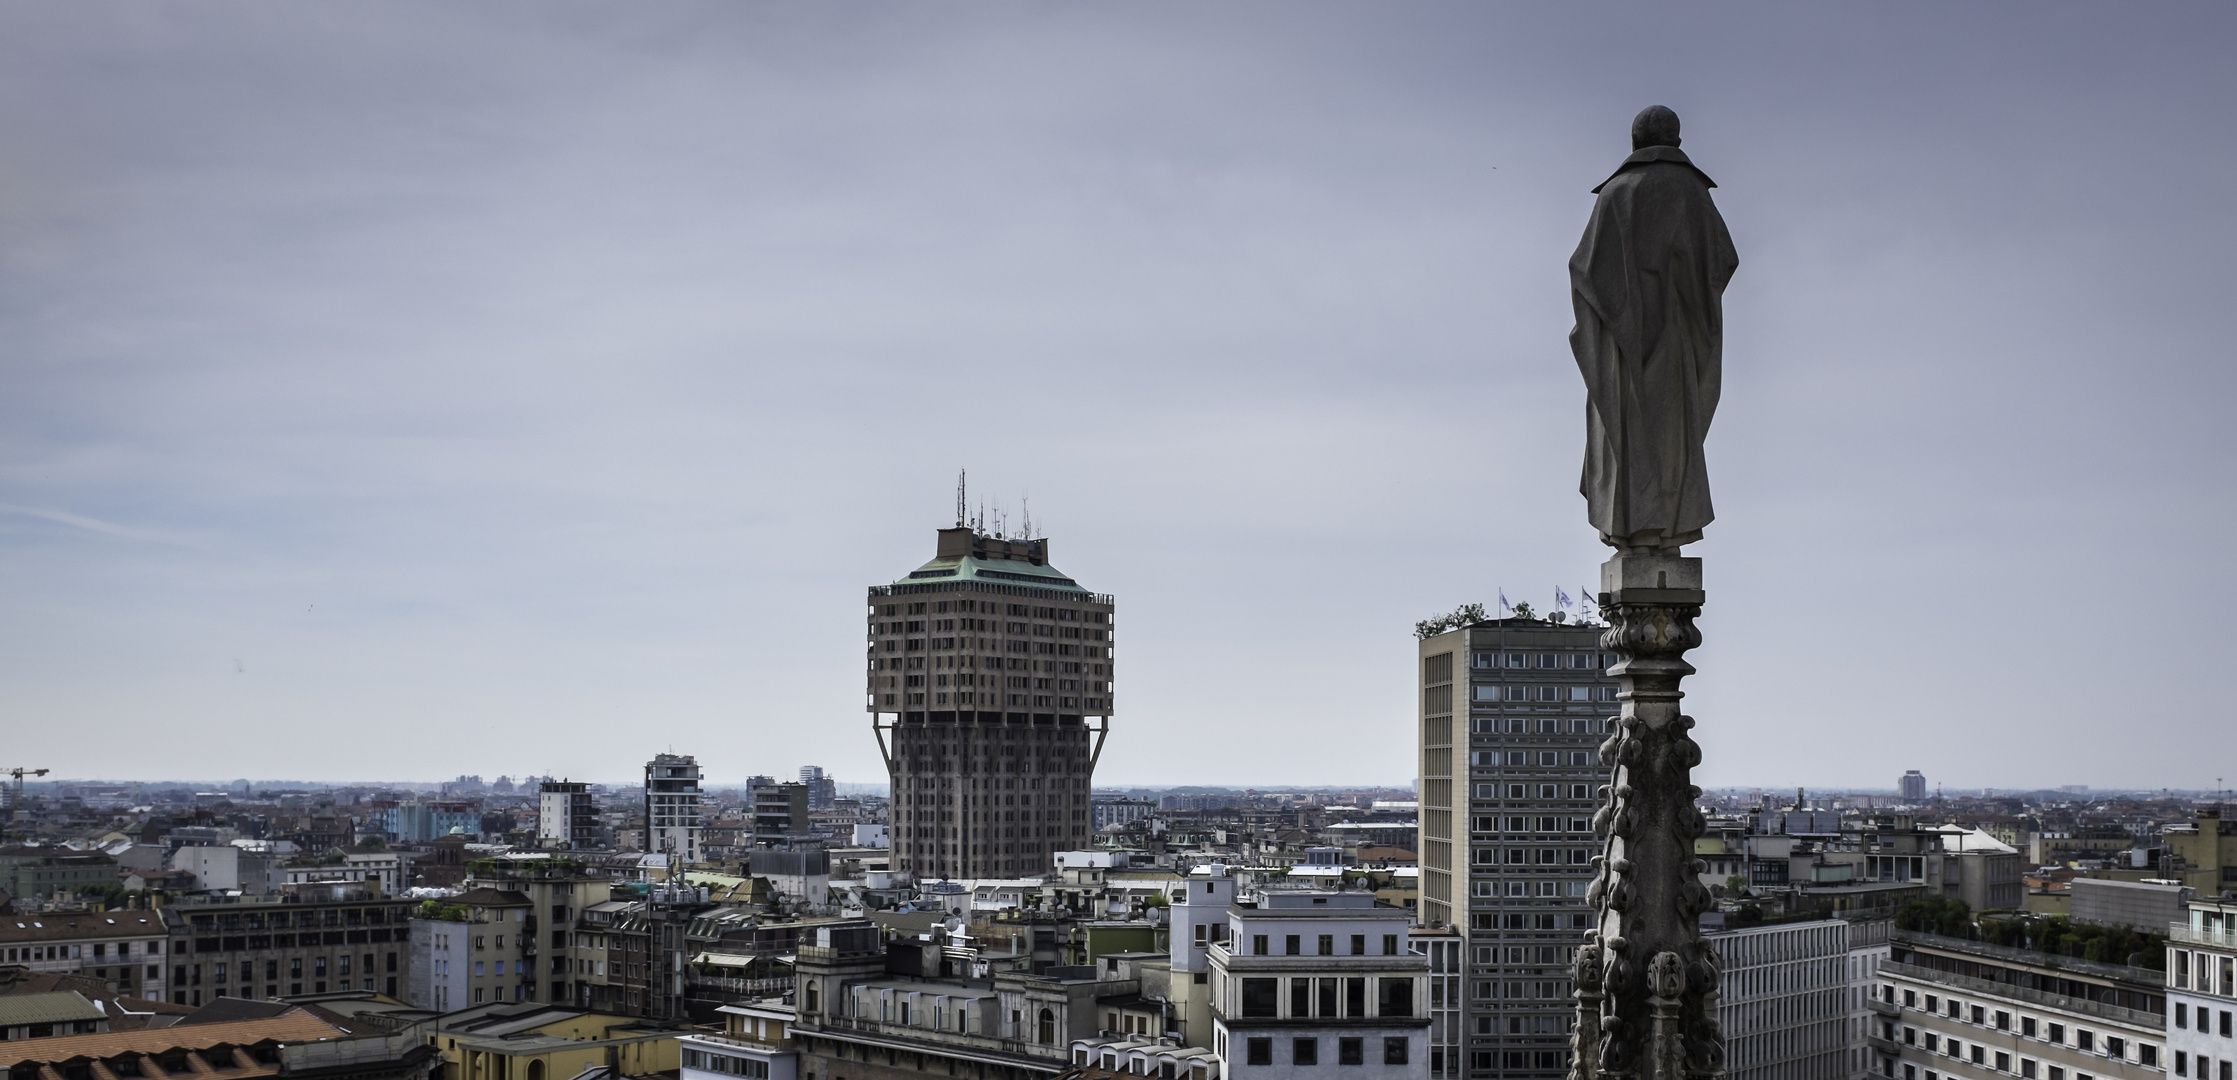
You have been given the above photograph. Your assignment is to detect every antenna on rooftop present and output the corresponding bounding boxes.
[956,470,968,527]
[1022,497,1033,540]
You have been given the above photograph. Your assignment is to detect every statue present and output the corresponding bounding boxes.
[1570,106,1738,553]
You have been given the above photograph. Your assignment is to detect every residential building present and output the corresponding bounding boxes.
[2165,809,2237,899]
[1206,891,1430,1080]
[538,781,599,850]
[0,907,170,1000]
[171,845,280,895]
[2168,895,2237,1080]
[800,767,837,811]
[0,847,119,902]
[788,920,1141,1080]
[1702,917,1849,1080]
[370,802,482,845]
[409,887,533,1011]
[1900,773,1928,803]
[1169,871,1240,1047]
[869,525,1114,880]
[2073,878,2193,934]
[1094,798,1157,831]
[1414,617,1617,1078]
[0,991,109,1041]
[1846,916,1895,1080]
[1412,927,1464,1080]
[1871,929,2165,1080]
[419,1002,680,1080]
[646,755,704,864]
[162,883,416,1006]
[753,784,812,847]
[680,1001,798,1080]
[0,1007,435,1080]
[462,855,618,1009]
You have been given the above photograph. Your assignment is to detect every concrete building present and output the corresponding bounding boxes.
[170,845,280,895]
[646,754,704,864]
[464,855,618,1009]
[2165,809,2237,899]
[2073,877,2194,933]
[1414,617,1618,1078]
[789,920,1143,1080]
[410,886,532,1011]
[753,783,812,847]
[1702,917,1849,1080]
[538,781,599,850]
[1094,798,1157,831]
[161,882,416,1006]
[1206,891,1430,1080]
[800,767,837,811]
[1169,870,1240,1048]
[2167,895,2237,1080]
[1845,916,1894,1080]
[0,847,118,902]
[0,908,170,1000]
[1870,929,2166,1080]
[681,1002,799,1080]
[1899,772,1928,803]
[869,525,1113,881]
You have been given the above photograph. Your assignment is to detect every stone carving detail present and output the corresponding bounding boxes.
[1572,560,1722,1079]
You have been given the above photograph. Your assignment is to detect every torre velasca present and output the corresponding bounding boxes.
[868,525,1114,880]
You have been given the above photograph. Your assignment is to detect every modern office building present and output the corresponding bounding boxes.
[538,780,598,850]
[1703,917,1850,1080]
[2169,895,2237,1080]
[1899,771,1928,802]
[645,753,703,864]
[799,766,837,810]
[868,524,1114,880]
[1416,616,1619,1078]
[1872,928,2166,1080]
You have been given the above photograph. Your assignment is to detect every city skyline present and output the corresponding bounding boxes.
[3,6,2233,787]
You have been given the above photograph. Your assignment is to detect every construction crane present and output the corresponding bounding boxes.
[3,767,50,843]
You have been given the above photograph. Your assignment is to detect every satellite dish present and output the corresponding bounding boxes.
[944,915,965,933]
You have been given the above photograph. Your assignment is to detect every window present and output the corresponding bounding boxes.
[2104,1037,2123,1060]
[1338,1038,1363,1066]
[2023,1017,2037,1038]
[1379,978,1413,1017]
[1285,935,1301,956]
[2075,1030,2093,1052]
[1252,935,1268,956]
[1245,1039,1271,1067]
[1241,979,1279,1018]
[1292,1039,1318,1067]
[1384,1039,1409,1066]
[1350,934,1366,955]
[1317,935,1334,956]
[2048,1023,2064,1045]
[1383,935,1399,955]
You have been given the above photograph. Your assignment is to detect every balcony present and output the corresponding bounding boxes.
[2169,923,2237,949]
[1866,999,1899,1017]
[1865,1034,1903,1056]
[805,1013,1066,1064]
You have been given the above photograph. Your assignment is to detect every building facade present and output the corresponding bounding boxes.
[1415,618,1618,1078]
[870,526,1113,881]
[1872,929,2166,1080]
[0,908,169,1000]
[1703,917,1850,1080]
[162,884,416,1006]
[2166,809,2237,899]
[539,781,599,850]
[1900,772,1928,803]
[2168,896,2237,1080]
[1206,891,1431,1080]
[800,767,837,811]
[646,754,704,864]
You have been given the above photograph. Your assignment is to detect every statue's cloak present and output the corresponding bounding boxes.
[1570,145,1738,548]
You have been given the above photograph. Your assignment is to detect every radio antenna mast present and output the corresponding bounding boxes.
[955,470,967,527]
[1022,497,1033,540]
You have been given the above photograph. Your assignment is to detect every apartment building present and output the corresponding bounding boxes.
[162,884,416,1006]
[789,920,1142,1080]
[410,887,533,1011]
[539,781,599,850]
[1871,929,2165,1080]
[680,1002,799,1080]
[870,525,1113,880]
[1704,917,1851,1080]
[1206,891,1430,1080]
[646,756,704,865]
[1415,617,1617,1078]
[2168,895,2237,1080]
[2165,810,2237,899]
[0,908,169,1000]
[464,856,618,1009]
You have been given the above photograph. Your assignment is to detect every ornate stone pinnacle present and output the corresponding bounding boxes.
[1572,553,1722,1080]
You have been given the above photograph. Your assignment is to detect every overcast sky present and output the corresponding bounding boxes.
[3,4,2232,793]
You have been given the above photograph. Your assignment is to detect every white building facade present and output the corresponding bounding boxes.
[2169,897,2237,1080]
[1704,916,1850,1080]
[1208,891,1430,1080]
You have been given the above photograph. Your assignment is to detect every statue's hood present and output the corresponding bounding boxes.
[1592,145,1717,193]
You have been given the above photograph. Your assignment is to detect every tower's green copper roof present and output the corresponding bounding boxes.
[897,553,1088,593]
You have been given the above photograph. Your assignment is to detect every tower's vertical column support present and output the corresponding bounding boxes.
[1574,553,1722,1080]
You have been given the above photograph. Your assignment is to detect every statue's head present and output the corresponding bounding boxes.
[1631,106,1681,150]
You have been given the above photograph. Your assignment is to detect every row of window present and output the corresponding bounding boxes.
[1883,985,2159,1068]
[1473,847,1594,866]
[1240,1036,1407,1067]
[684,1050,771,1078]
[1242,933,1404,957]
[877,600,1108,622]
[1234,975,1412,1019]
[2180,1001,2237,1036]
[1474,717,1609,734]
[1472,751,1598,768]
[1476,783,1598,802]
[1472,651,1605,670]
[2177,951,2236,995]
[1476,815,1594,834]
[1473,685,1619,702]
